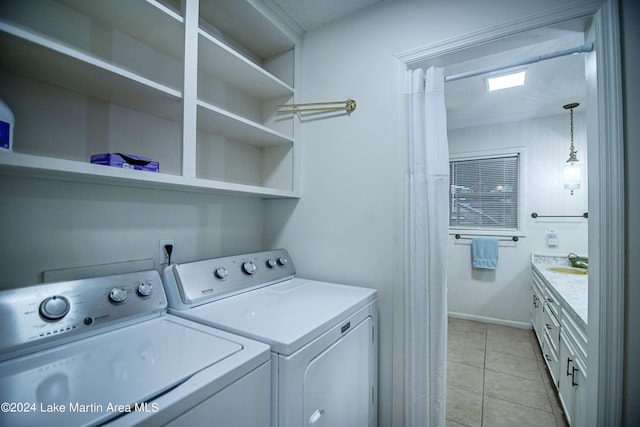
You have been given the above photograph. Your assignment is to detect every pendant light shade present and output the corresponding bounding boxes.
[564,161,581,191]
[563,103,580,195]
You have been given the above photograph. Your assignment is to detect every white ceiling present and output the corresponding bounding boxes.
[271,1,590,130]
[271,0,384,32]
[440,21,590,129]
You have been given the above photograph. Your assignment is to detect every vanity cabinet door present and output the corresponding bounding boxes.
[531,282,545,345]
[558,330,576,424]
[542,328,559,388]
[572,358,587,427]
[559,329,587,426]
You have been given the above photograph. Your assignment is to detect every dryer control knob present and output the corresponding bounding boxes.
[242,261,257,275]
[137,282,153,297]
[109,288,127,303]
[277,256,288,266]
[40,295,70,320]
[214,267,228,279]
[266,259,277,269]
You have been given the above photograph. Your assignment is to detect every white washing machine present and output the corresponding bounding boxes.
[0,270,271,427]
[162,249,378,427]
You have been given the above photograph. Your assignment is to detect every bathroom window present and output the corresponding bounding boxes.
[449,154,520,230]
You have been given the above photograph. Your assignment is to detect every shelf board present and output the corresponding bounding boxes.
[198,29,293,99]
[60,0,184,61]
[0,152,299,199]
[0,21,183,123]
[197,100,293,147]
[198,0,295,60]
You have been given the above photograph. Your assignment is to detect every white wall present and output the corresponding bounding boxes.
[263,0,594,424]
[0,176,264,289]
[447,113,588,325]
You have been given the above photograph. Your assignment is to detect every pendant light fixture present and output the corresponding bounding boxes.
[563,102,580,195]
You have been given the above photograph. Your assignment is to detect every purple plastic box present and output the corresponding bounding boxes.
[90,153,159,172]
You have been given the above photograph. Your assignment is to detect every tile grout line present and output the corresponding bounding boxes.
[530,331,565,426]
[481,326,487,427]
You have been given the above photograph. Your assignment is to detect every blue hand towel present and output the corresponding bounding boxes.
[472,237,499,269]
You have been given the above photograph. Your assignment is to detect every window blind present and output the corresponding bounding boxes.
[449,155,519,229]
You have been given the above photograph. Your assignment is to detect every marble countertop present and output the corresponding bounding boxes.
[531,254,588,330]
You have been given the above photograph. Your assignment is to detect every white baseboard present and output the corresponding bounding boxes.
[448,311,532,329]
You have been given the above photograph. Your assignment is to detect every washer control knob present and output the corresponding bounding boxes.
[214,267,228,279]
[40,296,70,320]
[137,282,153,297]
[109,288,127,303]
[266,259,277,269]
[242,261,257,275]
[277,256,288,266]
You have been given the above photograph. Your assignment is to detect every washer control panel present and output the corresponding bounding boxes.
[165,249,296,309]
[0,270,167,361]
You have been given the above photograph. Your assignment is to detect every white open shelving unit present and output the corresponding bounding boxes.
[0,0,300,198]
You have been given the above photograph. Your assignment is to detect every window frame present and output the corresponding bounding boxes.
[448,147,526,238]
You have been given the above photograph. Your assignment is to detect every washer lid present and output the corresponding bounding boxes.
[0,317,243,427]
[181,279,377,355]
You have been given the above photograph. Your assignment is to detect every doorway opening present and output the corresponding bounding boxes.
[394,2,624,425]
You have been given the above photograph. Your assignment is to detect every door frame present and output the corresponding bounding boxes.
[392,0,623,425]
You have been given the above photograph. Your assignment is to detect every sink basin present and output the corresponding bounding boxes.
[547,266,588,275]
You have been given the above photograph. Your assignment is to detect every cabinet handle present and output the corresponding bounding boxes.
[547,297,555,303]
[545,323,552,331]
[545,354,551,362]
[572,366,579,386]
[566,357,573,376]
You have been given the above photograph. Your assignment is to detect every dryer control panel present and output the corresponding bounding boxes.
[0,271,167,362]
[164,249,296,309]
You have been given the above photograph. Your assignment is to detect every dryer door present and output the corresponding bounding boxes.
[303,317,374,427]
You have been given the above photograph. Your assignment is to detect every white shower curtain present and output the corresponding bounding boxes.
[402,66,449,427]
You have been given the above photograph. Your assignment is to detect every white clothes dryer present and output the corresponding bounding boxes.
[0,270,271,427]
[163,249,378,427]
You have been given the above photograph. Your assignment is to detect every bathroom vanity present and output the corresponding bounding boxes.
[531,254,587,426]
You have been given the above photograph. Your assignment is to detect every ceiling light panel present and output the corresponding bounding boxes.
[486,71,526,91]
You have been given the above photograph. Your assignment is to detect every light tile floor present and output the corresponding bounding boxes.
[446,318,569,427]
